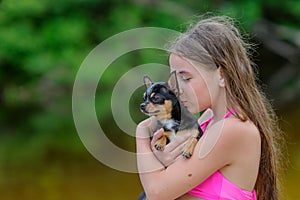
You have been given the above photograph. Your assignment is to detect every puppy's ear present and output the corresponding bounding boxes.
[167,71,180,96]
[143,75,152,88]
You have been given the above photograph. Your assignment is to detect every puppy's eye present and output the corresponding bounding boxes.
[151,95,163,103]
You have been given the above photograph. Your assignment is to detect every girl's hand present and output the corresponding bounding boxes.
[151,129,191,167]
[136,116,158,139]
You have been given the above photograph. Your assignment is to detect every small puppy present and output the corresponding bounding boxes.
[140,72,203,158]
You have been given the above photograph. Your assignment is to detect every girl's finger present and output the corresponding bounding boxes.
[137,116,158,134]
[164,134,191,152]
[150,128,164,147]
[171,141,187,158]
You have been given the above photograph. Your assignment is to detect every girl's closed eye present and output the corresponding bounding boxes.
[181,75,192,82]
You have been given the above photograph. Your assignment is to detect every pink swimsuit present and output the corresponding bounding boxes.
[188,110,257,200]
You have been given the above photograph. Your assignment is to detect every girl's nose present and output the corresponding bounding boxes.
[179,87,184,96]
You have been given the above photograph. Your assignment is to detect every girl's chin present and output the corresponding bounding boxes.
[185,105,195,113]
[186,105,200,114]
[182,101,199,113]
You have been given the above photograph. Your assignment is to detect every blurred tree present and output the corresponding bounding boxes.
[0,0,299,158]
[1,0,300,199]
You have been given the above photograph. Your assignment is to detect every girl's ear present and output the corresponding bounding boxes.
[143,75,152,88]
[167,71,180,96]
[218,68,225,87]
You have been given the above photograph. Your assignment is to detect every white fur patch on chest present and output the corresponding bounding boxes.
[161,119,178,140]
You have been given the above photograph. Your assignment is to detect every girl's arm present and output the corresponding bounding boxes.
[136,117,248,200]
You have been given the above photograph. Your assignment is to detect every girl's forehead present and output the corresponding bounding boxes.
[169,53,188,65]
[170,54,193,69]
[169,54,203,75]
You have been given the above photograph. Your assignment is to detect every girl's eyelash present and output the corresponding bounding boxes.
[181,75,191,81]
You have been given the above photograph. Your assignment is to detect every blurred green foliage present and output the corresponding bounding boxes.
[0,0,300,199]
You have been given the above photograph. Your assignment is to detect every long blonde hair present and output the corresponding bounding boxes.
[168,15,283,200]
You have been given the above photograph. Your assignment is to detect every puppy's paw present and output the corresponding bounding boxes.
[182,137,197,159]
[154,144,164,151]
[154,138,166,151]
[182,150,193,158]
[154,143,165,151]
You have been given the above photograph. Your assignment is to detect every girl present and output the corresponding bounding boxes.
[136,16,283,200]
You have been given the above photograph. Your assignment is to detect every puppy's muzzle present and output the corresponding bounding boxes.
[140,102,147,113]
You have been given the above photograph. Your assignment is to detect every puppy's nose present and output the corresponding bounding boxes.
[140,103,146,110]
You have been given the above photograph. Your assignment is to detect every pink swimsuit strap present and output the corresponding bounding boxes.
[188,109,257,200]
[200,109,234,131]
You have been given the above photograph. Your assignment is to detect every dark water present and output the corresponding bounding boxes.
[0,154,143,200]
[278,104,300,200]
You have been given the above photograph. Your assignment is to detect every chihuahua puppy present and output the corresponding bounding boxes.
[140,71,203,158]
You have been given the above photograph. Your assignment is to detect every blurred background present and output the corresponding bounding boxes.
[0,0,299,199]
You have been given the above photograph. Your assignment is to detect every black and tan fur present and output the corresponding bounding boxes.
[140,71,203,158]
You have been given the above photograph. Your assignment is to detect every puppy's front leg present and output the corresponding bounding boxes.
[182,137,198,158]
[154,131,172,151]
[181,129,200,158]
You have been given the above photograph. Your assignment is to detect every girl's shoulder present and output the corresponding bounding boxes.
[198,117,260,158]
[224,117,260,139]
[214,117,261,151]
[208,118,261,191]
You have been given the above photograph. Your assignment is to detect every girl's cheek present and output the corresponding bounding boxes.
[181,83,189,94]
